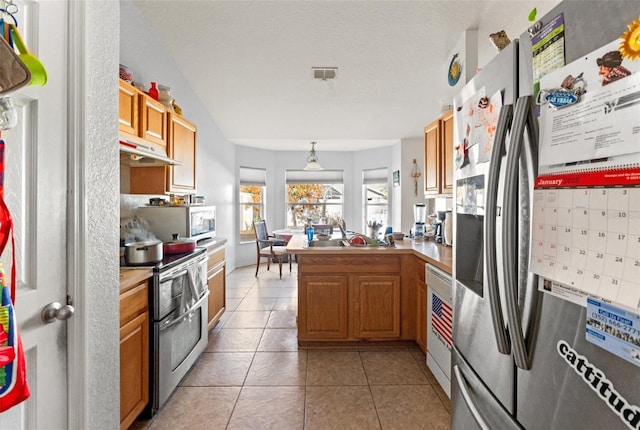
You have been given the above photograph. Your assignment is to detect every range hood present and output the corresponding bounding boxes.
[119,137,182,166]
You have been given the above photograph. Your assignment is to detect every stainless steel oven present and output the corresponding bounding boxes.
[148,248,209,413]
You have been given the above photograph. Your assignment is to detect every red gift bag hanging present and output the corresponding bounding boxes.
[0,136,30,411]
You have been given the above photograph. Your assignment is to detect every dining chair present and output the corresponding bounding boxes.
[253,220,291,278]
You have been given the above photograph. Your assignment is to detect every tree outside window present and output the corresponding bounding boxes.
[286,183,344,228]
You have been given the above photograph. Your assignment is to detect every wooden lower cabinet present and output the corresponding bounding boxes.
[297,255,404,342]
[416,278,427,353]
[298,275,348,340]
[119,280,149,430]
[207,245,226,330]
[352,275,400,338]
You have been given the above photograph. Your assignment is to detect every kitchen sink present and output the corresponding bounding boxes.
[308,239,348,247]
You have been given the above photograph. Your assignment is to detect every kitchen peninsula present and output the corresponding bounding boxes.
[287,235,451,348]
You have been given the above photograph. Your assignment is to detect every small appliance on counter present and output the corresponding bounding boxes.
[137,205,216,243]
[434,211,447,243]
[413,203,427,240]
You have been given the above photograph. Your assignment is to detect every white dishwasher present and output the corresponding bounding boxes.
[426,264,453,398]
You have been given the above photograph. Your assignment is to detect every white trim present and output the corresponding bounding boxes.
[66,0,87,428]
[285,169,344,184]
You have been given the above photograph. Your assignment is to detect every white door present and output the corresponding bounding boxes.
[0,1,69,428]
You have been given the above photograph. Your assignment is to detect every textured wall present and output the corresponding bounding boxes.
[86,1,120,428]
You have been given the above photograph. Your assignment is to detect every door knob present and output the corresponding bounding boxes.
[42,302,75,324]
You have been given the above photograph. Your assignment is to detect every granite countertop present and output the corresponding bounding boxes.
[287,234,452,274]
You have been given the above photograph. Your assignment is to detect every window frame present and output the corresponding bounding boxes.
[285,170,344,230]
[239,167,267,243]
[362,168,389,232]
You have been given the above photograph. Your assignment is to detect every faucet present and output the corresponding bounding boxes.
[338,224,347,239]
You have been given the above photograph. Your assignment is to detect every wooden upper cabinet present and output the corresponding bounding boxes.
[167,113,197,193]
[441,110,454,193]
[118,78,167,149]
[140,96,168,148]
[118,80,139,137]
[424,118,442,195]
[423,109,454,195]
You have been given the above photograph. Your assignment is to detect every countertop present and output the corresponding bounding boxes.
[198,236,227,250]
[287,234,452,274]
[119,267,153,293]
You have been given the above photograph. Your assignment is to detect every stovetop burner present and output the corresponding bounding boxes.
[121,247,207,272]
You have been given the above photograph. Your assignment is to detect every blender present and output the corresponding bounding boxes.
[413,203,427,240]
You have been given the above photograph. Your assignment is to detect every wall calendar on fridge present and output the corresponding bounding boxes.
[530,38,640,311]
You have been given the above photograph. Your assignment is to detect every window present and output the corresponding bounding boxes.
[285,170,344,229]
[363,168,389,230]
[239,167,266,243]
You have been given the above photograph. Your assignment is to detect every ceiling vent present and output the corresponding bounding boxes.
[312,67,338,80]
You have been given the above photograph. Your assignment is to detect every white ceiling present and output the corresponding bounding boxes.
[133,0,556,152]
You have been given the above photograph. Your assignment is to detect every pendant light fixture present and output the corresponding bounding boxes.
[303,141,323,170]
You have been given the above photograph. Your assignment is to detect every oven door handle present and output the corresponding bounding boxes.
[159,291,209,331]
[161,269,189,283]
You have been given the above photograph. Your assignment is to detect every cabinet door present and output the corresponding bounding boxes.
[120,312,149,430]
[440,110,454,193]
[207,262,226,330]
[129,165,168,195]
[298,275,348,340]
[118,79,139,137]
[416,279,427,352]
[139,95,167,148]
[351,275,400,339]
[424,118,441,195]
[167,114,197,192]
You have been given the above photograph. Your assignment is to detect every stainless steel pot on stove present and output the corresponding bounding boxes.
[124,240,163,265]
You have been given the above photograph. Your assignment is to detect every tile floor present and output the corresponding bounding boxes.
[132,263,451,430]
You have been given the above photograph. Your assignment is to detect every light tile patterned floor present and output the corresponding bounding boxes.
[131,264,451,430]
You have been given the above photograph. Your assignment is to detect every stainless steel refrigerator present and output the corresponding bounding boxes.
[451,1,640,429]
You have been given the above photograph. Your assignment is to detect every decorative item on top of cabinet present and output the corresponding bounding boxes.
[119,279,149,430]
[424,109,454,196]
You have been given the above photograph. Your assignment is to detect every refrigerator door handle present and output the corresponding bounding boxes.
[453,365,492,430]
[502,95,531,370]
[484,103,513,355]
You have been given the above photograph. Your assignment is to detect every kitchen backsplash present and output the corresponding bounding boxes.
[120,193,164,219]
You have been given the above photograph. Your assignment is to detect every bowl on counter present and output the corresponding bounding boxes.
[316,233,331,241]
[392,232,405,240]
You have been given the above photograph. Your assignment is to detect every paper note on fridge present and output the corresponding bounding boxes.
[537,39,640,168]
[586,298,640,368]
